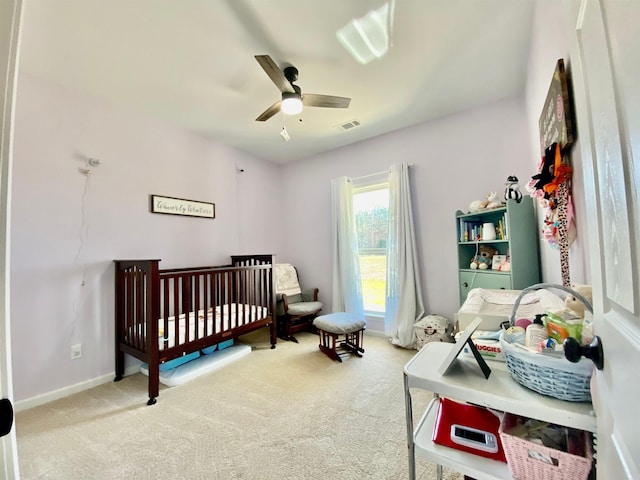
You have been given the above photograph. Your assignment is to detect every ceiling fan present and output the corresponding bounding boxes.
[254,55,351,122]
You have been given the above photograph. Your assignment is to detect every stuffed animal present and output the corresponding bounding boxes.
[504,175,523,203]
[470,245,499,270]
[468,192,503,213]
[485,191,503,209]
[565,284,593,318]
[468,199,489,213]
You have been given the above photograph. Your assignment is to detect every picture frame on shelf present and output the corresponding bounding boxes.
[492,254,507,271]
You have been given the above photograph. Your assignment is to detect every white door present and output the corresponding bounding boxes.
[571,0,640,478]
[0,0,21,478]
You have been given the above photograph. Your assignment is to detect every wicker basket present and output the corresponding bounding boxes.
[499,413,593,480]
[501,283,594,402]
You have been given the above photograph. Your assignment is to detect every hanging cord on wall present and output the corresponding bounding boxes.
[71,157,101,342]
[74,167,92,286]
[74,158,101,284]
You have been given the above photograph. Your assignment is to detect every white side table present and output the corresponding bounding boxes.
[403,342,596,480]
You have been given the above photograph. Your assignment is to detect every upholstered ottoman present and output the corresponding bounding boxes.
[312,312,366,362]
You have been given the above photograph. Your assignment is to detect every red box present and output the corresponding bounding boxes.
[432,397,507,462]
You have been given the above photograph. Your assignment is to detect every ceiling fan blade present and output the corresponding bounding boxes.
[256,101,282,122]
[302,94,351,109]
[255,55,295,94]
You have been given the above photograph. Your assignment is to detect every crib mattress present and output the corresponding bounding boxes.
[125,303,268,350]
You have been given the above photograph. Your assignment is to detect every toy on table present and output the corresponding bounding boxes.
[545,284,593,344]
[564,284,593,318]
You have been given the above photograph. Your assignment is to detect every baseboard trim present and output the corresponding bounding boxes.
[15,365,140,412]
[364,329,387,338]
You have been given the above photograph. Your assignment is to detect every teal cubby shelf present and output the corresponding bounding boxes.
[456,197,541,305]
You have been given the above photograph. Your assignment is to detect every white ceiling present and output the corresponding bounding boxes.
[18,0,536,164]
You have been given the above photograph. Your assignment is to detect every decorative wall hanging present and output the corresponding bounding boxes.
[539,59,575,151]
[528,59,576,287]
[150,195,215,219]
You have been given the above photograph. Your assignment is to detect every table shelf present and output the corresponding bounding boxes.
[414,398,511,480]
[404,342,596,480]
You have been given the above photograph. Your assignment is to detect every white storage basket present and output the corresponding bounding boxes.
[499,413,593,480]
[414,315,454,350]
[501,284,594,402]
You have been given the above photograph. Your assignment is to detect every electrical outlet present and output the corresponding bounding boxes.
[71,344,82,360]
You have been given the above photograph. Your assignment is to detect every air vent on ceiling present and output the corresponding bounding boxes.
[336,118,361,131]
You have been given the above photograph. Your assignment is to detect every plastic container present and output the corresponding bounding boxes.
[545,310,583,343]
[525,314,548,347]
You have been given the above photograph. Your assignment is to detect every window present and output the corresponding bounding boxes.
[353,184,389,313]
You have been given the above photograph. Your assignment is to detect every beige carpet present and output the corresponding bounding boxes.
[16,329,464,480]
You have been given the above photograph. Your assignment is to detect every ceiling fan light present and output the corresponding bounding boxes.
[281,93,303,115]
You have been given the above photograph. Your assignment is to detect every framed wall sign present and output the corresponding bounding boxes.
[539,58,575,153]
[150,195,215,219]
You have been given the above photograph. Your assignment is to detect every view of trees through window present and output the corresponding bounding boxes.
[353,186,389,313]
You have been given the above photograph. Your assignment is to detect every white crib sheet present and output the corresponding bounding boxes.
[158,304,268,349]
[124,304,268,350]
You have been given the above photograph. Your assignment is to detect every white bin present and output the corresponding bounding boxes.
[414,315,454,350]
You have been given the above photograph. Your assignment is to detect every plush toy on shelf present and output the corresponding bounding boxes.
[504,175,523,203]
[468,192,504,213]
[486,191,503,209]
[470,245,499,270]
[468,198,489,213]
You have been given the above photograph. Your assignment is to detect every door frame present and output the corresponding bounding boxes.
[0,0,22,477]
[569,0,640,478]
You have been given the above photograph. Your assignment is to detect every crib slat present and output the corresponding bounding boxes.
[135,269,145,351]
[203,273,210,337]
[173,275,180,347]
[194,274,200,340]
[212,272,219,334]
[162,278,170,350]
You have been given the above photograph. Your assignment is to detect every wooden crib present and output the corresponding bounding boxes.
[114,254,276,405]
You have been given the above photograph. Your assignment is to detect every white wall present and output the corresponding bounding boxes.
[10,74,284,402]
[280,96,534,323]
[524,0,590,285]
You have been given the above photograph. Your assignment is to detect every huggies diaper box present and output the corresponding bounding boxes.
[455,329,505,362]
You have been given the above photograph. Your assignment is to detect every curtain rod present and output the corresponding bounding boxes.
[350,163,414,182]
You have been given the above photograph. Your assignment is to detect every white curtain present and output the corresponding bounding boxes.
[385,163,426,348]
[331,177,364,317]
